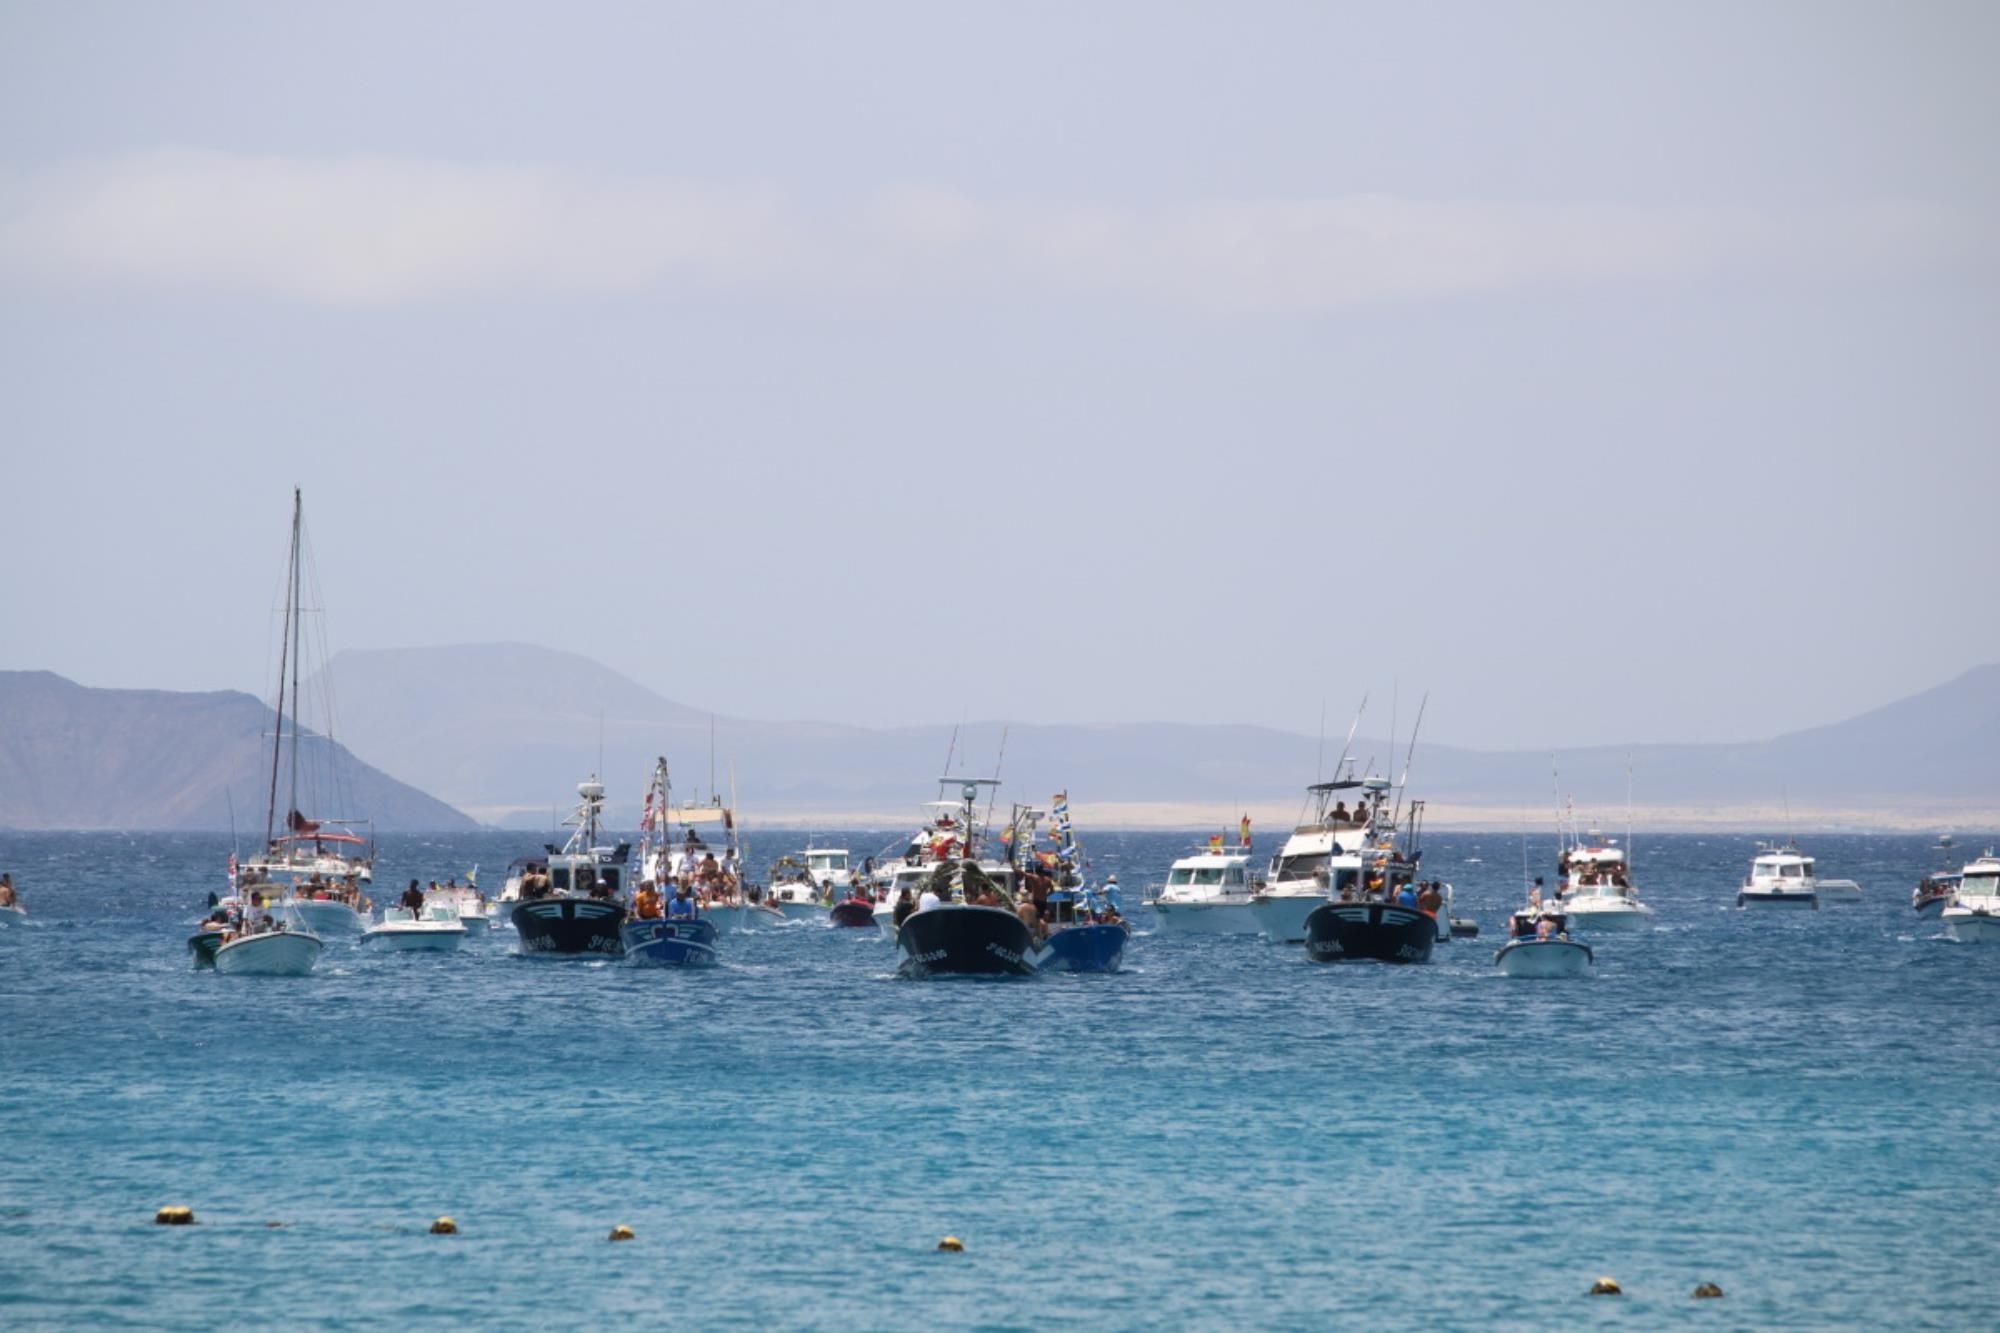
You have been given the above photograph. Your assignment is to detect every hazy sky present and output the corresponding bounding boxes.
[3,2,1996,751]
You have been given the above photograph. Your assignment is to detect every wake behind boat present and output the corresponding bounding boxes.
[510,777,629,958]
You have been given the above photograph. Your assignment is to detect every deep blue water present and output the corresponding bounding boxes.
[1,829,1996,1330]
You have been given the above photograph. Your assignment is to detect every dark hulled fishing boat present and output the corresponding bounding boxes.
[510,777,630,958]
[1303,899,1437,963]
[899,895,1037,977]
[895,779,1038,977]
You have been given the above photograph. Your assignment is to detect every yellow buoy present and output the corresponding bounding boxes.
[1588,1277,1622,1296]
[430,1216,458,1235]
[154,1206,196,1226]
[609,1225,635,1242]
[1693,1283,1724,1299]
[936,1235,964,1252]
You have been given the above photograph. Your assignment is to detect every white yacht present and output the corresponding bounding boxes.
[1555,833,1655,930]
[362,904,468,952]
[1738,840,1862,909]
[1146,839,1263,935]
[1942,854,2000,943]
[1250,774,1447,945]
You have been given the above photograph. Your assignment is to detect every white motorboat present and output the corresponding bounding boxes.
[212,923,323,976]
[1494,900,1593,978]
[1251,771,1447,944]
[1146,836,1263,935]
[1943,854,2000,943]
[1913,871,1960,918]
[425,881,491,934]
[1736,843,1824,910]
[1555,828,1655,930]
[363,905,467,952]
[762,855,832,921]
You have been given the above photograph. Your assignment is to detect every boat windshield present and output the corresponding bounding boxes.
[1964,872,2000,896]
[1274,852,1330,881]
[1166,868,1193,886]
[1191,868,1225,886]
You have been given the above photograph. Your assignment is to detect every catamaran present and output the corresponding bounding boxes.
[1737,842,1861,909]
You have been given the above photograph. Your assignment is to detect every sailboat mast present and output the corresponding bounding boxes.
[262,489,300,848]
[286,488,304,835]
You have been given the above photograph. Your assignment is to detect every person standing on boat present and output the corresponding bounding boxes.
[400,879,426,917]
[917,881,942,913]
[0,873,17,909]
[667,882,698,920]
[1102,874,1122,913]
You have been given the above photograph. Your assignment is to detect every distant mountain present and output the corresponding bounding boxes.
[0,671,474,831]
[318,644,2000,828]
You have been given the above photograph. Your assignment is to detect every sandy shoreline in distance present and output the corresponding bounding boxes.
[466,798,1996,836]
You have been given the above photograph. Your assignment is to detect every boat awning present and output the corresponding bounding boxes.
[672,806,732,825]
[273,831,368,847]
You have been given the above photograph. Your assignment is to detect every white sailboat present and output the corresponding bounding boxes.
[210,489,326,977]
[231,487,371,938]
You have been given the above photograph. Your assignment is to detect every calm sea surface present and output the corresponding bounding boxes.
[1,829,1996,1330]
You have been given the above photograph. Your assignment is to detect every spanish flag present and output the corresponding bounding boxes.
[1240,815,1252,847]
[1208,833,1224,851]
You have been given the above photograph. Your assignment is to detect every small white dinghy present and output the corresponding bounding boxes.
[363,906,467,952]
[1943,854,2000,944]
[213,924,323,976]
[1494,900,1592,979]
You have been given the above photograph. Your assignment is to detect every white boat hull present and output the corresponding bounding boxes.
[1737,889,1817,910]
[1814,879,1863,904]
[1250,892,1325,944]
[773,899,829,922]
[363,923,466,951]
[1563,901,1656,929]
[1495,938,1593,978]
[875,902,900,941]
[285,899,370,935]
[213,930,323,976]
[0,905,26,928]
[1944,908,2000,943]
[1148,901,1263,935]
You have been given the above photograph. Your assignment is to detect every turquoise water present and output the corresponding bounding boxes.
[2,830,1996,1329]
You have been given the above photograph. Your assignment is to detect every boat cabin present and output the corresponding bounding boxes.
[1561,843,1629,887]
[542,842,632,896]
[1959,857,2000,903]
[1163,852,1255,893]
[1749,850,1814,884]
[805,848,850,881]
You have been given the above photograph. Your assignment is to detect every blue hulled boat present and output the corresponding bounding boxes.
[621,917,720,967]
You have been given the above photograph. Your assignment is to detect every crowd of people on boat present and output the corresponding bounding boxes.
[1558,851,1633,891]
[1330,869,1446,915]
